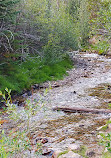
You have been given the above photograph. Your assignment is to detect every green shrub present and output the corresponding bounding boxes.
[91,40,110,55]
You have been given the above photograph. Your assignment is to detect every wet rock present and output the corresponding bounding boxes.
[68,144,80,151]
[86,151,95,157]
[59,151,82,158]
[42,147,54,157]
[73,91,76,94]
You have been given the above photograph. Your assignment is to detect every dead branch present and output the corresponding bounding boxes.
[53,107,111,114]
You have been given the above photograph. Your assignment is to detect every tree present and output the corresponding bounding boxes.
[0,0,20,53]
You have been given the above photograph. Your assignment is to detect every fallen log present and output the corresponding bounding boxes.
[53,107,111,114]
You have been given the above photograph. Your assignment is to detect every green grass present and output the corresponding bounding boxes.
[0,55,73,93]
[74,145,88,158]
[57,150,69,158]
[102,151,111,158]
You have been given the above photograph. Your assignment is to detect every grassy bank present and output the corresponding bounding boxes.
[0,55,73,93]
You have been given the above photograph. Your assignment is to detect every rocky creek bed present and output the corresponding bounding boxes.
[1,52,111,158]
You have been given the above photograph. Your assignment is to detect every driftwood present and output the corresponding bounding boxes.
[53,107,111,114]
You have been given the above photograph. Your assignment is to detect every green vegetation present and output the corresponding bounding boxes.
[91,40,110,55]
[88,0,111,54]
[0,55,72,93]
[57,150,69,157]
[74,145,88,158]
[0,88,45,157]
[0,1,111,157]
[102,152,111,158]
[0,0,91,94]
[100,132,111,153]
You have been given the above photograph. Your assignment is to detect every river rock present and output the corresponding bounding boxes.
[68,144,80,151]
[58,151,82,158]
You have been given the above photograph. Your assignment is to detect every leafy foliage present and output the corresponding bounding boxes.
[0,0,20,24]
[0,0,91,93]
[100,132,111,153]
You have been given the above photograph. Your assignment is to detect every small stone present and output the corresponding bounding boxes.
[86,151,95,157]
[68,144,80,151]
[59,151,82,158]
[41,138,48,144]
[79,124,84,127]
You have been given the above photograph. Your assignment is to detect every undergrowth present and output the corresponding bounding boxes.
[0,55,73,93]
[0,88,46,157]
